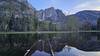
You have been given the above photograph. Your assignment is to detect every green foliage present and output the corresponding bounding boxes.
[66,15,80,31]
[38,21,52,31]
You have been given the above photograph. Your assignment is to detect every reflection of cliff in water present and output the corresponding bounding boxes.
[0,33,100,56]
[24,33,100,56]
[32,45,100,56]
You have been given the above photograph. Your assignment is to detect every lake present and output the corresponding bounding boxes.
[31,45,100,56]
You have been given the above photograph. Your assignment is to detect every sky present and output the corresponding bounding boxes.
[28,0,100,15]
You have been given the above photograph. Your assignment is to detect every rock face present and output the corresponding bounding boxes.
[36,8,100,25]
[74,10,100,25]
[0,0,36,31]
[36,7,66,22]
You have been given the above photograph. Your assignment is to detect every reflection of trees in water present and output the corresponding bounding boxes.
[0,32,99,56]
[0,34,38,56]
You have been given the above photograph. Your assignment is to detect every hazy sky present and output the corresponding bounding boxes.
[28,0,100,15]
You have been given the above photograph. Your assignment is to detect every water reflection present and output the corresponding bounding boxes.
[32,45,100,56]
[0,33,100,56]
[31,50,50,56]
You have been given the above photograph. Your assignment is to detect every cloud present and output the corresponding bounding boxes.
[96,0,100,2]
[43,0,57,8]
[69,0,100,14]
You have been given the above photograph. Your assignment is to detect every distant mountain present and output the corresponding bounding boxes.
[74,10,100,25]
[36,8,100,25]
[36,7,66,22]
